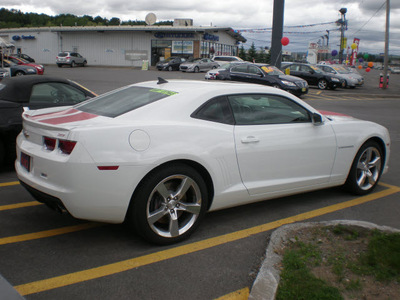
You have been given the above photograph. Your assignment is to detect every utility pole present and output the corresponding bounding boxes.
[382,0,390,89]
[338,8,347,63]
[270,0,285,68]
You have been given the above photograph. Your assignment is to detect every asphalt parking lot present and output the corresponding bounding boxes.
[0,65,399,299]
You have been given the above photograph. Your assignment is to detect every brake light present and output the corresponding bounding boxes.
[59,140,77,155]
[43,137,76,155]
[43,137,56,151]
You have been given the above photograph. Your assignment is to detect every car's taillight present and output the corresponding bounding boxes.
[43,137,76,155]
[59,140,77,155]
[66,56,71,60]
[43,136,56,151]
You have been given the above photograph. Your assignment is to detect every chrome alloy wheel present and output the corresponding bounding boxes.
[146,175,202,238]
[355,146,382,191]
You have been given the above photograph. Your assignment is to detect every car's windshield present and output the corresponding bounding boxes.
[76,86,178,118]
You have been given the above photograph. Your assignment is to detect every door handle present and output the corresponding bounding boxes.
[241,136,259,143]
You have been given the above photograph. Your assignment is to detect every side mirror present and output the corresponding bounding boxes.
[312,113,324,125]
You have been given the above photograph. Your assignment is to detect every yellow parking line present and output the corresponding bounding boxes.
[14,184,400,296]
[0,223,102,246]
[0,201,42,211]
[0,181,20,187]
[215,287,249,300]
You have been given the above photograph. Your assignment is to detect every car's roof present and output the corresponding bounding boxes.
[0,76,72,103]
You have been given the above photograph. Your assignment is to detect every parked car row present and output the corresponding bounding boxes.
[156,56,243,72]
[205,62,309,97]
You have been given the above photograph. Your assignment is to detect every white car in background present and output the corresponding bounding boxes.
[16,79,390,245]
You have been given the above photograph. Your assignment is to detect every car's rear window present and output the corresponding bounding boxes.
[58,53,68,57]
[76,86,177,117]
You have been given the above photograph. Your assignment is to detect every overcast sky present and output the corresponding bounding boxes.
[2,0,399,55]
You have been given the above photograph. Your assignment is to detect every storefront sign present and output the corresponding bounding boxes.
[12,35,36,41]
[154,32,194,39]
[203,33,219,41]
[125,50,148,61]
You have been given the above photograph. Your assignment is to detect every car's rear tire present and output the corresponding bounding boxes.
[129,163,208,245]
[71,61,76,68]
[344,140,383,195]
[318,79,328,90]
[168,66,173,72]
[57,64,62,68]
[194,66,200,73]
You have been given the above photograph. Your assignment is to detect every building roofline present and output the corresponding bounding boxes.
[0,25,246,42]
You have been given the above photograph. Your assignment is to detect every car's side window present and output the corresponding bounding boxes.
[30,83,87,104]
[248,66,263,76]
[191,96,234,125]
[289,65,299,71]
[228,94,311,125]
[231,65,248,73]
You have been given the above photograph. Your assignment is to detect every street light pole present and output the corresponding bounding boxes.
[382,0,390,89]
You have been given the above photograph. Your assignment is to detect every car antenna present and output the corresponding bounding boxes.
[157,77,168,84]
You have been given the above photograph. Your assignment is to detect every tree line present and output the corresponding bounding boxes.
[0,8,172,28]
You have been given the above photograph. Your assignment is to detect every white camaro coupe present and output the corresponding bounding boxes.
[16,79,390,244]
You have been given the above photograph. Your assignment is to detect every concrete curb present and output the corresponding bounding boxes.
[248,220,400,300]
[0,273,24,299]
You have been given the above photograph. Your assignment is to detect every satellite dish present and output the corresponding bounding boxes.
[145,13,157,26]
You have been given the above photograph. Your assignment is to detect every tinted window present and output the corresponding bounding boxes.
[30,83,87,104]
[248,66,263,76]
[77,86,176,118]
[228,94,311,125]
[192,96,234,125]
[231,65,248,73]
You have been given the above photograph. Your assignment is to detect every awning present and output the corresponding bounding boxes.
[0,37,15,48]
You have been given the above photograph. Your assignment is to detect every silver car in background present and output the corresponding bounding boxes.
[179,58,219,73]
[317,64,364,88]
[56,52,87,68]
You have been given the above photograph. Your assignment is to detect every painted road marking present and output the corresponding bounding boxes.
[13,183,400,296]
[0,181,20,187]
[215,287,249,300]
[0,223,103,246]
[0,201,42,211]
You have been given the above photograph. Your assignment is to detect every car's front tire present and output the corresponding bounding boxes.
[129,163,208,244]
[71,61,76,68]
[168,66,173,72]
[14,71,24,76]
[345,140,383,195]
[194,66,200,73]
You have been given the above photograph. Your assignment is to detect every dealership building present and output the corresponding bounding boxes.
[0,19,246,67]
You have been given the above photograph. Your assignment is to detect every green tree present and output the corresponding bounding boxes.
[238,45,246,60]
[247,42,257,62]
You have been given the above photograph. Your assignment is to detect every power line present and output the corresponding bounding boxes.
[351,1,386,35]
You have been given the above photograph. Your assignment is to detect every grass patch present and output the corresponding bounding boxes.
[276,241,342,300]
[275,225,400,299]
[357,230,400,281]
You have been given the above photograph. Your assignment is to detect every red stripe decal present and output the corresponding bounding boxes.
[319,110,350,117]
[39,112,98,124]
[30,108,80,120]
